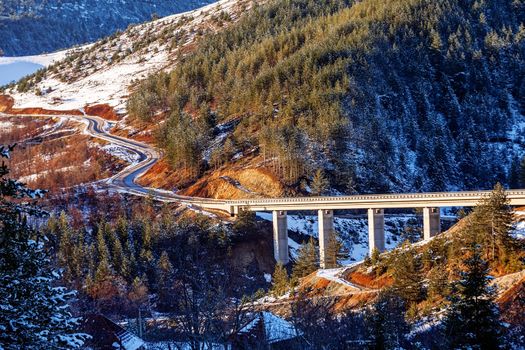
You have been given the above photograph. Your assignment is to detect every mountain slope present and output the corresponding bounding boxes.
[0,0,217,56]
[1,0,259,112]
[3,0,525,198]
[127,0,525,196]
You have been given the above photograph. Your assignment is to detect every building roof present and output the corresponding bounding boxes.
[238,311,300,344]
[82,314,145,350]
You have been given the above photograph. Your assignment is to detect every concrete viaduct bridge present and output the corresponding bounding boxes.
[190,190,525,268]
[4,112,525,268]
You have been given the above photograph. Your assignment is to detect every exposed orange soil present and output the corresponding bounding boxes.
[0,95,81,116]
[346,270,394,289]
[333,292,378,311]
[10,107,83,116]
[110,125,156,143]
[84,104,121,121]
[183,167,283,199]
[137,159,200,190]
[263,271,378,316]
[137,157,284,199]
[1,96,121,121]
[498,275,525,325]
[0,95,14,112]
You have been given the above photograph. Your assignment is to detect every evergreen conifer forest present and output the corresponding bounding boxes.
[129,0,525,193]
[1,0,525,348]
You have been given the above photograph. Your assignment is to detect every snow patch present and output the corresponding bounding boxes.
[316,267,361,290]
[101,144,140,164]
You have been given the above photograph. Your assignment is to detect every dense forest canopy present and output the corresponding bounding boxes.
[128,0,525,194]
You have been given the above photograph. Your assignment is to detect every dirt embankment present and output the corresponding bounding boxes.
[0,95,15,112]
[0,95,83,116]
[498,274,525,325]
[345,270,393,290]
[138,160,284,199]
[84,104,121,121]
[1,96,121,121]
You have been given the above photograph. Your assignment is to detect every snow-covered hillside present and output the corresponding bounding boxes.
[0,0,217,56]
[2,0,261,113]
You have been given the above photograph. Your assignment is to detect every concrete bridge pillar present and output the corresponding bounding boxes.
[368,208,385,256]
[423,207,440,240]
[272,210,289,265]
[318,209,334,269]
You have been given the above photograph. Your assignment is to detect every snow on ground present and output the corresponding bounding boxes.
[316,266,362,290]
[239,311,300,344]
[513,210,525,237]
[18,165,78,183]
[5,0,259,113]
[512,210,525,240]
[288,237,301,260]
[0,49,71,66]
[101,144,141,164]
[264,273,272,283]
[257,212,421,262]
[146,342,225,350]
[0,121,15,129]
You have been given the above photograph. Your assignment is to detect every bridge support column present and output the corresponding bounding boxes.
[368,208,385,256]
[272,210,289,265]
[318,209,334,269]
[423,207,440,240]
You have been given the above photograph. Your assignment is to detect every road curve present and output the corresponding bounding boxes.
[3,111,525,215]
[0,111,230,211]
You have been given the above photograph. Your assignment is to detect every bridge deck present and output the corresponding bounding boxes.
[218,190,525,212]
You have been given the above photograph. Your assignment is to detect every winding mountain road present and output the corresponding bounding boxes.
[0,111,230,211]
[3,111,525,216]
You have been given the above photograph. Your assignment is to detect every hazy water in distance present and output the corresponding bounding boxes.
[0,61,43,85]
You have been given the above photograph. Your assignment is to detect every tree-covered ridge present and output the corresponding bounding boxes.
[0,0,216,56]
[129,0,525,194]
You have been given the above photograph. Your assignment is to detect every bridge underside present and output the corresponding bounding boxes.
[192,190,525,267]
[269,207,442,267]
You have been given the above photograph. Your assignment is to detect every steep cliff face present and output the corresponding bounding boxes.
[0,0,216,56]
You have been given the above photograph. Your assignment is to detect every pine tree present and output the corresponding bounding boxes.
[115,215,129,244]
[444,245,503,349]
[292,237,319,280]
[325,230,350,268]
[140,221,154,265]
[0,145,86,348]
[370,247,381,265]
[391,243,425,305]
[366,290,409,350]
[232,210,257,235]
[111,232,127,277]
[58,212,75,282]
[271,263,289,296]
[95,223,112,284]
[472,183,514,262]
[427,264,449,300]
[96,223,110,267]
[156,251,174,309]
[70,229,85,283]
[311,169,329,196]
